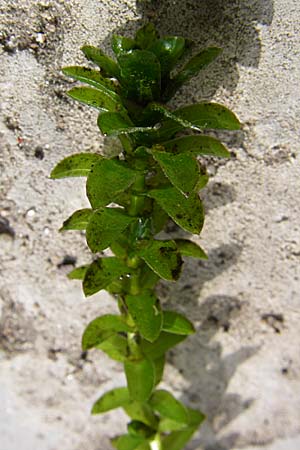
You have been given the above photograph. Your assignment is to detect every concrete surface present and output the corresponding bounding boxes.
[0,1,299,449]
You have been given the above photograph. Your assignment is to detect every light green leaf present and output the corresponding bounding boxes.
[67,265,89,280]
[86,208,136,252]
[138,240,182,281]
[162,135,231,158]
[162,311,195,335]
[175,239,208,259]
[159,418,187,433]
[161,408,205,450]
[97,334,129,362]
[62,66,119,95]
[118,50,161,103]
[67,86,124,113]
[153,355,165,386]
[163,47,222,99]
[141,332,187,360]
[81,45,120,78]
[151,149,199,195]
[82,314,132,351]
[149,390,189,424]
[112,434,148,450]
[148,187,204,234]
[60,208,92,231]
[83,257,131,297]
[126,293,163,343]
[86,159,138,208]
[125,357,155,402]
[50,153,103,179]
[92,387,130,414]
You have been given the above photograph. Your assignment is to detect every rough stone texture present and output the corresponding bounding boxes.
[0,1,299,449]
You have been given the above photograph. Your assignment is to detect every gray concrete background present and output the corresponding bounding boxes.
[0,1,299,449]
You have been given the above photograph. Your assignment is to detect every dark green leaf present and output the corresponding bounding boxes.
[151,150,199,195]
[86,159,138,208]
[60,208,92,231]
[81,45,120,78]
[124,402,158,429]
[138,240,182,281]
[83,257,131,297]
[86,208,136,252]
[148,187,204,234]
[135,23,158,50]
[92,387,130,414]
[82,314,132,351]
[98,112,154,137]
[50,153,103,179]
[112,35,136,56]
[162,311,195,335]
[126,293,162,342]
[67,86,124,113]
[162,135,231,158]
[175,239,207,259]
[164,47,222,99]
[157,103,241,140]
[67,265,88,280]
[149,37,185,78]
[112,434,149,450]
[141,332,187,359]
[125,357,155,402]
[118,50,161,102]
[151,202,169,234]
[153,355,165,386]
[62,66,119,95]
[149,390,189,424]
[97,334,129,362]
[127,421,154,438]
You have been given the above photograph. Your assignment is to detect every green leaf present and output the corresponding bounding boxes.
[98,112,154,137]
[67,86,124,113]
[153,355,165,386]
[175,239,207,259]
[162,311,195,335]
[163,47,222,99]
[83,257,131,297]
[112,35,136,56]
[97,334,129,362]
[126,293,163,342]
[50,153,103,179]
[149,390,189,424]
[159,418,187,433]
[162,135,231,158]
[86,208,136,252]
[151,150,200,195]
[148,187,204,234]
[118,50,161,103]
[82,314,132,351]
[124,402,158,429]
[125,357,155,402]
[62,66,119,95]
[135,23,158,50]
[127,421,154,439]
[161,408,205,450]
[112,434,149,450]
[67,265,88,280]
[149,37,186,78]
[60,208,92,231]
[141,332,187,360]
[91,387,130,414]
[86,159,138,208]
[157,103,241,140]
[138,240,182,281]
[81,45,120,78]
